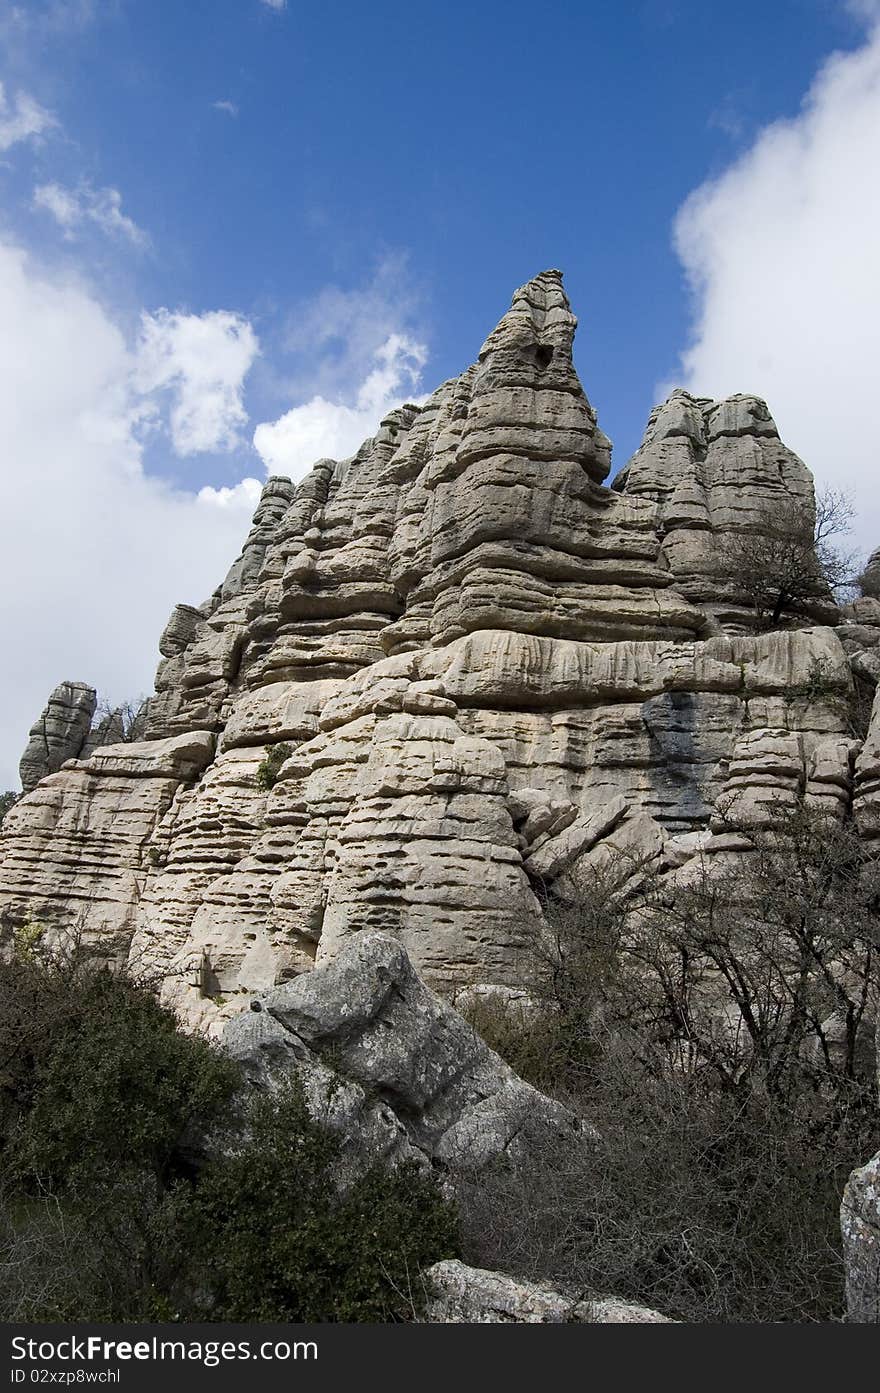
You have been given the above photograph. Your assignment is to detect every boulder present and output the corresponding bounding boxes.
[222,931,589,1176]
[842,1150,880,1322]
[423,1260,671,1323]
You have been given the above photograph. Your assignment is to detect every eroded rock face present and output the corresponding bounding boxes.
[616,389,831,631]
[19,681,96,794]
[0,733,215,959]
[842,1150,880,1322]
[222,932,587,1177]
[0,270,863,1017]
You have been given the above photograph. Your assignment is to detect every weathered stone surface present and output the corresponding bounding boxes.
[423,1260,671,1323]
[223,932,587,1175]
[0,270,861,1018]
[842,1150,880,1322]
[19,681,96,793]
[616,388,829,630]
[854,682,880,844]
[0,732,215,960]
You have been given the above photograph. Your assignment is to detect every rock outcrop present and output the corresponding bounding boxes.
[18,681,96,794]
[0,269,868,1022]
[223,931,587,1179]
[4,267,879,1322]
[423,1260,671,1323]
[842,1149,880,1322]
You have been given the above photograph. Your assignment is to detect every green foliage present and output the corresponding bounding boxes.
[178,1081,458,1322]
[0,790,18,828]
[0,944,457,1322]
[0,945,239,1194]
[255,742,293,791]
[11,920,45,964]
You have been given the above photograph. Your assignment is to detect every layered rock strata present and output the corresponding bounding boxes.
[0,269,865,1024]
[18,681,97,794]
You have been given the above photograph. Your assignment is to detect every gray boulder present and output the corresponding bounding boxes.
[423,1260,671,1323]
[222,930,589,1178]
[842,1149,880,1322]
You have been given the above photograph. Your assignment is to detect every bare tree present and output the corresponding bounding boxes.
[89,696,149,747]
[715,487,855,629]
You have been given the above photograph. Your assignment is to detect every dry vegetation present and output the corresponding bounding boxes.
[458,805,880,1321]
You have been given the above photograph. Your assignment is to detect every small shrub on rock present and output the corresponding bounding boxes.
[0,943,458,1321]
[255,742,293,791]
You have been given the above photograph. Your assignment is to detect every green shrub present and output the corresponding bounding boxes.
[255,742,292,791]
[0,944,457,1322]
[176,1081,459,1322]
[1,949,238,1194]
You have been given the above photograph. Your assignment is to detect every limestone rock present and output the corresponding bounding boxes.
[841,1150,880,1322]
[0,732,215,960]
[616,388,826,630]
[423,1260,671,1323]
[19,681,96,793]
[0,270,860,1015]
[223,932,588,1175]
[854,682,880,843]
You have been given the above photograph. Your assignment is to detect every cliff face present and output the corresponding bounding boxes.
[1,269,875,1031]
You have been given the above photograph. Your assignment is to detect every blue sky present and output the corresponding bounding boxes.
[1,0,879,786]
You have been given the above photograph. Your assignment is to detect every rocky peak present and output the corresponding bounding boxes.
[18,681,96,794]
[1,269,871,1016]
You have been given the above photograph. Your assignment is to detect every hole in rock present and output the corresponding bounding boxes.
[534,344,553,370]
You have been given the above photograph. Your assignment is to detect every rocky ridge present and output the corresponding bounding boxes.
[2,270,880,1319]
[3,269,871,1020]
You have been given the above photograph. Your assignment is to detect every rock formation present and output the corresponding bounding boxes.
[224,931,587,1181]
[1,268,873,1018]
[18,681,96,794]
[841,1150,880,1322]
[2,267,879,1319]
[423,1261,671,1323]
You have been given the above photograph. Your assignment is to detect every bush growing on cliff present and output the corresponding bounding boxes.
[255,741,292,791]
[0,941,457,1321]
[0,791,17,828]
[459,805,880,1322]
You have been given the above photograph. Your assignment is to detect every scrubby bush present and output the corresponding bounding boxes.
[0,940,457,1322]
[255,742,292,791]
[177,1081,458,1322]
[459,805,880,1322]
[0,791,17,828]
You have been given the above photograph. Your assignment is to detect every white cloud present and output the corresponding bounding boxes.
[253,332,427,478]
[670,20,880,562]
[0,80,54,150]
[198,477,263,508]
[34,181,148,247]
[0,236,261,789]
[212,99,238,117]
[135,309,260,456]
[280,252,422,399]
[259,0,286,10]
